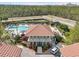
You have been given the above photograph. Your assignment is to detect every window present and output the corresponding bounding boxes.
[39,36,42,38]
[34,36,36,38]
[30,36,32,38]
[38,36,39,38]
[43,36,46,38]
[37,36,40,39]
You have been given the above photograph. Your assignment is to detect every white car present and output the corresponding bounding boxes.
[50,47,59,54]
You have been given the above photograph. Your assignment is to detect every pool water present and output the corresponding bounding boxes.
[18,26,29,31]
[8,24,29,32]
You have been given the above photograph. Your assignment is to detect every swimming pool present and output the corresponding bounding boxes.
[9,25,29,31]
[18,26,29,31]
[6,24,29,34]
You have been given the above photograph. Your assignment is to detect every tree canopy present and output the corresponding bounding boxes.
[0,5,79,21]
[64,22,79,44]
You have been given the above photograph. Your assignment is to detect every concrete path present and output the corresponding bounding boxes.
[21,48,35,57]
[37,47,42,54]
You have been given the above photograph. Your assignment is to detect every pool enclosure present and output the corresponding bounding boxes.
[5,24,29,36]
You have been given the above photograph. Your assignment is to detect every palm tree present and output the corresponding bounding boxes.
[0,22,11,43]
[0,22,4,41]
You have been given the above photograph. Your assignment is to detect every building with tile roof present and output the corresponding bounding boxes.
[24,24,56,52]
[0,44,22,57]
[60,43,79,57]
[25,24,55,36]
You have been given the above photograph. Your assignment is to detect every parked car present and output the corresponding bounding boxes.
[50,46,62,57]
[50,46,59,54]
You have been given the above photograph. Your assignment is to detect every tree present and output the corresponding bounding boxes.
[54,22,70,34]
[64,22,79,44]
[14,35,21,44]
[0,23,11,43]
[0,5,79,21]
[69,22,79,43]
[54,35,63,44]
[0,23,4,40]
[1,31,11,42]
[59,24,70,32]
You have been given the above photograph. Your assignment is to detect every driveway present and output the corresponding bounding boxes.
[17,43,64,57]
[21,48,35,57]
[21,47,54,57]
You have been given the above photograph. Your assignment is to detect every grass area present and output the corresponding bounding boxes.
[4,19,49,24]
[62,22,79,45]
[51,22,79,45]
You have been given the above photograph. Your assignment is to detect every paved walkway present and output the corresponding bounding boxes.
[17,44,54,57]
[21,48,54,57]
[21,48,35,57]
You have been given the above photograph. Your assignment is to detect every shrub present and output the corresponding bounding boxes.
[54,22,70,34]
[42,44,49,52]
[55,35,63,44]
[21,43,27,47]
[9,39,16,45]
[63,39,73,45]
[14,35,21,44]
[64,32,70,37]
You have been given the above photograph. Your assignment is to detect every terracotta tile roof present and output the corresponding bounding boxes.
[0,44,22,57]
[60,43,79,57]
[25,24,55,36]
